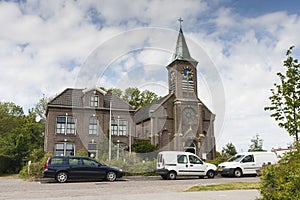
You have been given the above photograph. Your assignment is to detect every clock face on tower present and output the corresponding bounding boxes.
[183,107,196,123]
[182,66,193,81]
[171,71,175,81]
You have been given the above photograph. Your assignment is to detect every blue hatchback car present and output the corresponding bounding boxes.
[43,156,124,183]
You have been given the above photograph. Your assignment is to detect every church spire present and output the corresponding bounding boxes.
[171,18,197,64]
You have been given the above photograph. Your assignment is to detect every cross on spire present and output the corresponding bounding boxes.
[178,17,183,28]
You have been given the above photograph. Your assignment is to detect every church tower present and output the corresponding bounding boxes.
[167,19,203,154]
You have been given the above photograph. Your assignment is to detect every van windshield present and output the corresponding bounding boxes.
[227,155,244,162]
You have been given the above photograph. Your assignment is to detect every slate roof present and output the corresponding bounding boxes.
[48,88,134,111]
[134,93,174,123]
[104,92,135,110]
[49,88,83,107]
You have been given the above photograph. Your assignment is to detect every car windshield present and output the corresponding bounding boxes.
[227,155,244,162]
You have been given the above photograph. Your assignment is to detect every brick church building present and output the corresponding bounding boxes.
[45,24,216,160]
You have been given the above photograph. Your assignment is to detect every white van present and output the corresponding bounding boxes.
[156,151,217,180]
[218,152,278,177]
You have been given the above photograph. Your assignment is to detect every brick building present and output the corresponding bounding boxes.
[45,24,216,160]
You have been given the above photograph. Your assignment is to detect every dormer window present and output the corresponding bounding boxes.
[90,95,98,107]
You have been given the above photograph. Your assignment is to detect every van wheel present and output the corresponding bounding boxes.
[206,170,215,178]
[56,171,68,183]
[234,168,242,177]
[167,171,176,180]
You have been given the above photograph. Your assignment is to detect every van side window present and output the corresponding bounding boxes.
[242,155,254,163]
[177,155,188,164]
[189,155,203,164]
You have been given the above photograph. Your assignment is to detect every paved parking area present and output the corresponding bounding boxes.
[0,176,261,200]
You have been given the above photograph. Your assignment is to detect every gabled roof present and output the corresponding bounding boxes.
[48,88,135,111]
[171,27,197,64]
[104,92,135,110]
[134,93,174,123]
[49,88,83,107]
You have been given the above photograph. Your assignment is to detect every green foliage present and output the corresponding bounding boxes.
[131,140,158,154]
[221,142,237,157]
[265,46,300,141]
[0,102,45,173]
[105,87,160,109]
[208,155,229,166]
[0,155,16,174]
[103,158,157,176]
[248,134,264,152]
[77,149,89,157]
[19,152,52,180]
[258,149,300,200]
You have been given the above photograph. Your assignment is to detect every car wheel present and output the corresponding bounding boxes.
[106,171,117,182]
[206,170,215,179]
[167,171,176,180]
[56,171,68,183]
[234,168,242,177]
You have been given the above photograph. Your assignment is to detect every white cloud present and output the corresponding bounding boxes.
[0,0,298,152]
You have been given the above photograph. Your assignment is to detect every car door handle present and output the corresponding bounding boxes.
[190,165,193,167]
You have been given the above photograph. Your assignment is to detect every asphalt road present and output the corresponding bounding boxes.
[0,176,261,200]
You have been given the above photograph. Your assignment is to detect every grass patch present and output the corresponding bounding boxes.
[185,182,260,192]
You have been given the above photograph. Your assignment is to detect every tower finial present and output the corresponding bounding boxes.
[178,17,183,29]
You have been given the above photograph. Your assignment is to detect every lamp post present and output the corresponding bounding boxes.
[108,101,112,161]
[117,140,120,160]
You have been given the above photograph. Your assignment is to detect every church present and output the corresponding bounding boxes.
[44,22,216,160]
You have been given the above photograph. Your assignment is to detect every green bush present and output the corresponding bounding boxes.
[19,152,52,180]
[258,149,300,200]
[103,158,157,176]
[0,155,15,174]
[207,155,229,166]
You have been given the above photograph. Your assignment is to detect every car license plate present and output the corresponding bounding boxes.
[218,168,223,172]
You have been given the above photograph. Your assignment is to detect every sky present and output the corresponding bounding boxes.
[1,0,300,152]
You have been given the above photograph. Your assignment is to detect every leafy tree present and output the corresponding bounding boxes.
[221,142,237,157]
[104,87,160,109]
[0,102,44,173]
[264,46,300,141]
[140,90,160,108]
[248,134,264,152]
[109,88,123,98]
[33,95,52,122]
[123,87,142,109]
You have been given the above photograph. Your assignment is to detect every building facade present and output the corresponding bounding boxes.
[45,25,216,160]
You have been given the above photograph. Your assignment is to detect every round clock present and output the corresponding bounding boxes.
[171,71,175,81]
[182,66,193,81]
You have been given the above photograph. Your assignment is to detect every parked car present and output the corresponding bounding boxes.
[218,151,278,177]
[43,156,124,183]
[156,151,217,180]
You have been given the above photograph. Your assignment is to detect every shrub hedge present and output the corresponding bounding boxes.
[258,149,300,200]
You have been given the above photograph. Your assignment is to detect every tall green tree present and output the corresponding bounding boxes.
[248,134,264,152]
[105,87,160,109]
[0,102,44,173]
[221,142,237,157]
[265,46,300,141]
[33,95,52,122]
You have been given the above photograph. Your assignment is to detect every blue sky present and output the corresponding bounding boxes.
[1,0,300,152]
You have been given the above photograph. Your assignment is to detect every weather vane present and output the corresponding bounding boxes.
[178,17,183,28]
